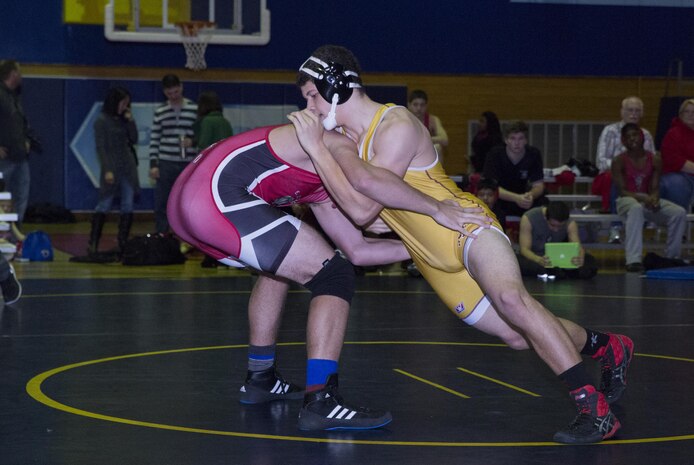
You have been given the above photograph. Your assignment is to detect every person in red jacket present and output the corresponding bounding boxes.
[660,98,694,212]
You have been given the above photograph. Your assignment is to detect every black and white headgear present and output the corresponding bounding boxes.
[299,56,362,130]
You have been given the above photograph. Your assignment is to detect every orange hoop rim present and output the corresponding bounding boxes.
[176,21,216,37]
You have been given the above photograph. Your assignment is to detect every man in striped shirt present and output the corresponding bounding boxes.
[149,74,198,234]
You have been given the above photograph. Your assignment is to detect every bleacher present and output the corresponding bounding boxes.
[0,174,18,258]
[452,170,694,252]
[546,192,694,251]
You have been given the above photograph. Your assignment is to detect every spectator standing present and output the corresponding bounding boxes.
[470,111,503,173]
[193,90,233,151]
[407,89,448,163]
[659,98,694,212]
[149,74,198,234]
[483,121,546,218]
[517,202,598,279]
[0,60,34,225]
[612,123,686,272]
[88,86,139,257]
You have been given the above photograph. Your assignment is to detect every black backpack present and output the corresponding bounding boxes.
[121,234,186,266]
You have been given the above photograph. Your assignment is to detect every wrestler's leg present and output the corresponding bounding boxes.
[248,274,291,347]
[466,229,580,374]
[240,223,352,407]
[472,307,632,405]
[472,306,588,353]
[268,224,391,430]
[459,243,629,387]
[466,228,621,443]
[273,224,350,362]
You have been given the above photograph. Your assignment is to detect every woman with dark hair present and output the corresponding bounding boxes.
[88,86,139,257]
[470,111,503,173]
[193,90,233,151]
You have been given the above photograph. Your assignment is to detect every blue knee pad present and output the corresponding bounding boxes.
[303,253,355,303]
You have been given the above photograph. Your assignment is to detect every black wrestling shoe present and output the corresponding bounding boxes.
[553,385,620,444]
[239,365,304,404]
[0,264,21,305]
[297,374,392,431]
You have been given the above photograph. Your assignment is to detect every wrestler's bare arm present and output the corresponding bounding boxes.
[287,113,384,225]
[323,110,491,234]
[289,109,490,235]
[309,200,410,266]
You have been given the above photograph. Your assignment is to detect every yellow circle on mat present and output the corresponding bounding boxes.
[26,341,694,447]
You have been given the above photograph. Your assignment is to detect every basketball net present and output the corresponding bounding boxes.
[177,21,215,71]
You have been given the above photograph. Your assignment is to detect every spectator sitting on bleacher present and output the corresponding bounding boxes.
[483,121,546,218]
[612,123,686,273]
[475,177,506,230]
[0,184,21,304]
[0,196,24,246]
[660,98,694,213]
[470,111,503,173]
[596,97,655,173]
[517,201,598,279]
[407,89,448,164]
[594,96,655,243]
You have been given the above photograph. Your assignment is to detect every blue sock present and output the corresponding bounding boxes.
[248,344,275,372]
[306,359,338,392]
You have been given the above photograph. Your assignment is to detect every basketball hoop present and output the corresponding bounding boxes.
[176,21,215,71]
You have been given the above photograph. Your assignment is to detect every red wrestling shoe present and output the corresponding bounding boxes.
[594,334,634,404]
[553,385,621,444]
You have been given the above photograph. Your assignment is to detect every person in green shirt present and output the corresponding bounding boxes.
[193,90,233,151]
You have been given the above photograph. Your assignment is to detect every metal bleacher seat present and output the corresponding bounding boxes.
[0,190,18,223]
[0,190,18,256]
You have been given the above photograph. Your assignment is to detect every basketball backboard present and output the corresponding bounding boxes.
[104,0,270,45]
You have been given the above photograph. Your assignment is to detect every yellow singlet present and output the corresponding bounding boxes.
[359,104,505,324]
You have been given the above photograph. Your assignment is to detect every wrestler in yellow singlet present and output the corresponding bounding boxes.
[360,104,506,324]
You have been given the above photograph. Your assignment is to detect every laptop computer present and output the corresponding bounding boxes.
[544,242,580,269]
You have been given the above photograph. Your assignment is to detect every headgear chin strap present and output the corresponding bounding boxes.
[323,94,340,131]
[299,56,362,130]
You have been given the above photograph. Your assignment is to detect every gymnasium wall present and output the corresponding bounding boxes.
[2,1,692,76]
[3,1,692,209]
[23,76,406,211]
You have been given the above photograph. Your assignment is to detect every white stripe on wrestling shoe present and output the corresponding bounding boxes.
[270,380,291,395]
[328,405,357,420]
